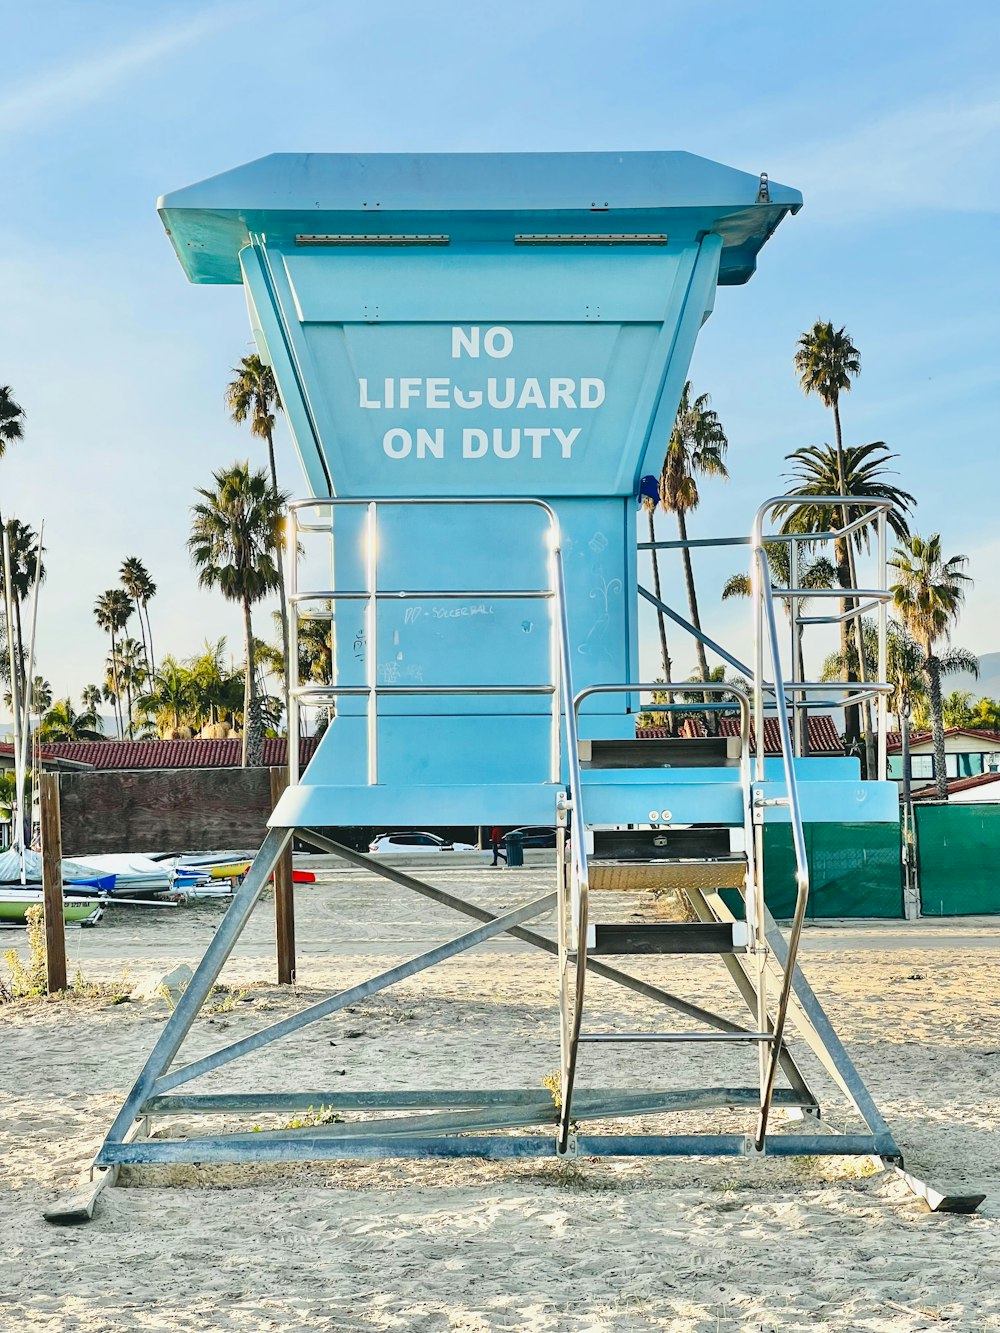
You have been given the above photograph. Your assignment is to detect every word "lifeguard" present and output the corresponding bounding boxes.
[359,377,605,411]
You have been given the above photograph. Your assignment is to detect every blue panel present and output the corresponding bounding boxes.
[271,782,561,829]
[580,779,744,827]
[759,780,899,824]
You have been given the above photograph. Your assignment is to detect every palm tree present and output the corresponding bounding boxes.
[0,386,25,461]
[969,696,1000,732]
[794,320,878,762]
[94,588,132,737]
[189,463,286,766]
[942,690,975,728]
[101,680,122,737]
[774,442,914,770]
[38,697,104,742]
[658,382,729,720]
[226,354,290,719]
[891,533,973,800]
[820,617,975,805]
[135,657,195,735]
[0,519,45,704]
[794,321,860,469]
[81,684,103,719]
[120,557,157,677]
[113,637,147,737]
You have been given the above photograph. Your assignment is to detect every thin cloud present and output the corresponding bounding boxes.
[0,4,249,137]
[780,92,1000,221]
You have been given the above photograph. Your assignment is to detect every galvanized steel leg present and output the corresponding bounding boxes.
[145,891,557,1098]
[98,829,291,1151]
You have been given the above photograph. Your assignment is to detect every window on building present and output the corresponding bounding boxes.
[888,756,903,779]
[910,755,934,780]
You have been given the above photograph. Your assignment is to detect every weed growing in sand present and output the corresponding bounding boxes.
[542,1069,562,1109]
[2,905,47,999]
[280,1104,345,1129]
[206,984,251,1013]
[71,967,132,1003]
[2,907,133,1004]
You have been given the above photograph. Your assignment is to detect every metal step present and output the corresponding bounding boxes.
[588,857,746,892]
[579,1030,772,1044]
[580,737,741,769]
[591,827,732,861]
[590,921,748,955]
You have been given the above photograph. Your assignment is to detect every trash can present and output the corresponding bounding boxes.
[504,831,525,868]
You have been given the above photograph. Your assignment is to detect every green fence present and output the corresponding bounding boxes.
[720,821,905,920]
[914,804,1000,916]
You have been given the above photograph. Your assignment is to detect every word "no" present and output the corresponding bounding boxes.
[452,326,513,359]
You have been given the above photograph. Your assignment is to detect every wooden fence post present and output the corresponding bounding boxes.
[40,772,67,994]
[269,765,296,984]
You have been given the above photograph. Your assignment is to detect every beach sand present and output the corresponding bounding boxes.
[2,863,999,1331]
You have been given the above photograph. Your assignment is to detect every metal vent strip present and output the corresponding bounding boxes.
[515,233,668,245]
[295,234,450,247]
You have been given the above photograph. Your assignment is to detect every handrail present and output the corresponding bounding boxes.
[750,493,891,1144]
[285,496,561,786]
[557,680,755,1150]
[753,547,810,1147]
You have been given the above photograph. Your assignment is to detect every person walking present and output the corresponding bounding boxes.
[490,826,506,866]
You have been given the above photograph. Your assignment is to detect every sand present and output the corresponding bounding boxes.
[2,862,1000,1332]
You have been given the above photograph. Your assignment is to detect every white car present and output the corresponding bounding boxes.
[368,832,477,854]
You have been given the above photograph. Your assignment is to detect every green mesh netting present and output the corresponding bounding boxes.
[720,820,904,919]
[914,804,1000,916]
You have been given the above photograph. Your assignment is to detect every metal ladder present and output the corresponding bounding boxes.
[554,495,896,1154]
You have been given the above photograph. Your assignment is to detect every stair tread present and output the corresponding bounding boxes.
[588,858,747,891]
[591,921,745,954]
[581,737,741,770]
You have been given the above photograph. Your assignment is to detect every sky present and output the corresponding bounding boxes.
[1,0,998,722]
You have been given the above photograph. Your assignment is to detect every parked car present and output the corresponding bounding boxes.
[505,826,558,848]
[369,832,477,854]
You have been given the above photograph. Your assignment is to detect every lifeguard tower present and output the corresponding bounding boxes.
[86,152,980,1211]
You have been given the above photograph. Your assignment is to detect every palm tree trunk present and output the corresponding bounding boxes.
[109,630,124,738]
[833,533,862,757]
[676,509,716,734]
[832,399,877,779]
[242,597,263,767]
[13,595,27,709]
[143,601,156,677]
[265,426,292,733]
[132,599,150,677]
[926,652,948,800]
[646,506,674,736]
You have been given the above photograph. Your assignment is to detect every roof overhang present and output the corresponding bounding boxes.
[158,151,802,288]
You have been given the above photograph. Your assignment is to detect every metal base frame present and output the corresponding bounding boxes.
[45,824,983,1223]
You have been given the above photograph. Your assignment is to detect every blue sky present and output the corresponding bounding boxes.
[1,0,998,719]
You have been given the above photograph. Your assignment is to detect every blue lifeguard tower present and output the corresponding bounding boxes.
[84,151,980,1213]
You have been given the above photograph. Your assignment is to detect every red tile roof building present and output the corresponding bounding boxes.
[1,736,320,772]
[636,715,844,755]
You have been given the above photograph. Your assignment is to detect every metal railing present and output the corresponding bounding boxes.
[751,495,893,780]
[640,496,894,774]
[285,497,563,786]
[556,680,755,1150]
[748,495,892,1145]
